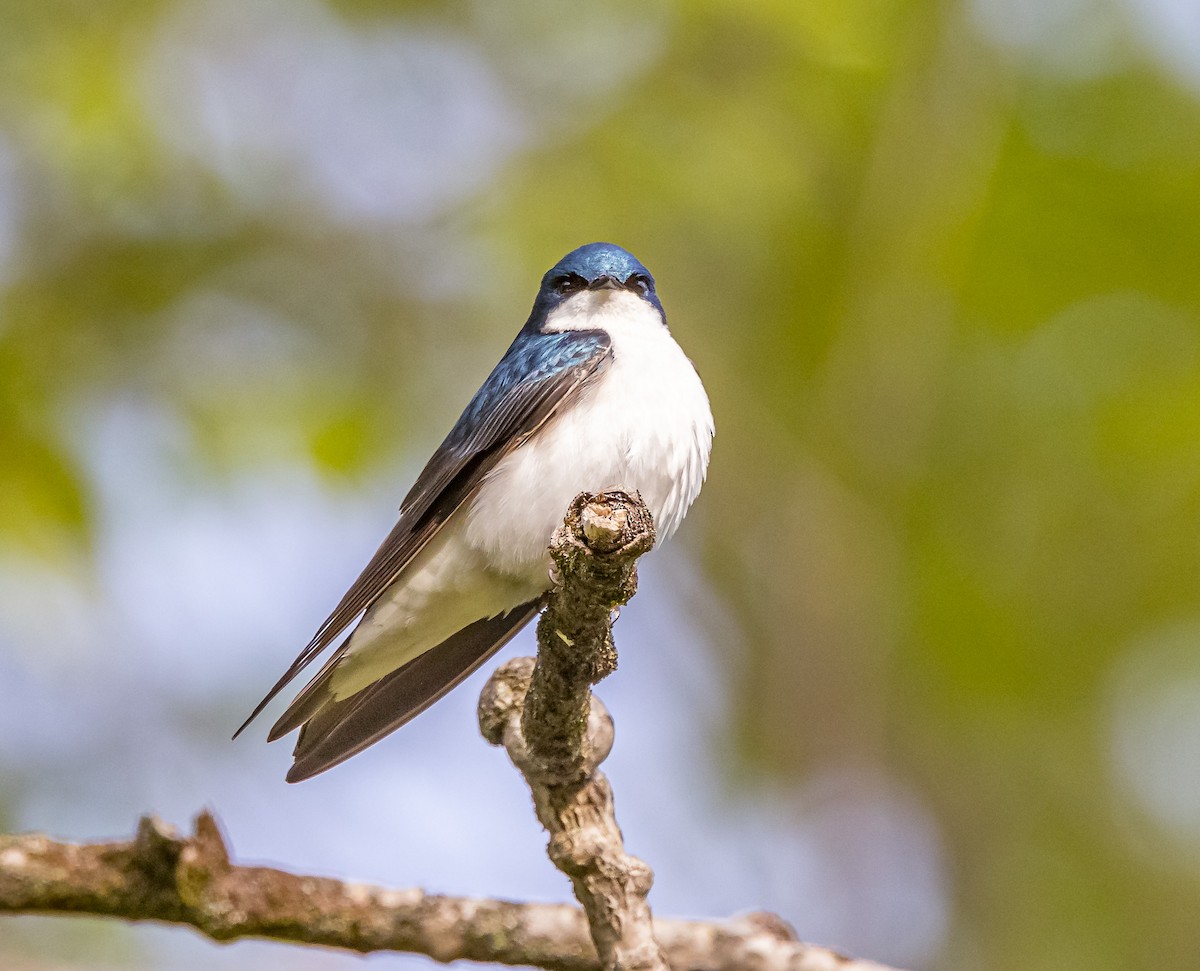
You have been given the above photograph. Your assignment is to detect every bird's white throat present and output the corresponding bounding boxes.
[542,289,666,334]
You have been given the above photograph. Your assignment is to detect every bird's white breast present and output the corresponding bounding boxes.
[463,290,714,581]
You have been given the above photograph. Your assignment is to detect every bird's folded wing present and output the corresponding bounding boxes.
[234,329,611,738]
[285,599,542,782]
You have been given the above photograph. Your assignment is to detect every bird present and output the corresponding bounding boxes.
[235,242,714,782]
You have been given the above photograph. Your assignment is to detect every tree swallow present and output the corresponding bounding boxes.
[236,242,714,781]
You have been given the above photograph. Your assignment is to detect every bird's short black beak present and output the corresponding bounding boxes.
[588,274,622,291]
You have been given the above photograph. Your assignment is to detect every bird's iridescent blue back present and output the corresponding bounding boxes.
[442,330,610,456]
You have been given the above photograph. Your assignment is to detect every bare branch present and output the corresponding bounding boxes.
[0,811,898,971]
[0,491,905,971]
[479,491,667,971]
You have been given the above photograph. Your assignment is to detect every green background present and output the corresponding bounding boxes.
[2,1,1200,969]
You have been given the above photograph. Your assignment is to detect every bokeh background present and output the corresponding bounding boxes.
[2,1,1199,969]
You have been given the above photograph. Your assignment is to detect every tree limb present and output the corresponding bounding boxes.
[0,810,897,970]
[0,490,904,971]
[479,490,666,971]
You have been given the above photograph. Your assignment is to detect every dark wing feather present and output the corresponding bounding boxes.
[285,599,542,782]
[234,329,610,739]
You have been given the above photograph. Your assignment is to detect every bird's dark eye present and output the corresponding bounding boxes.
[554,273,585,294]
[627,273,651,295]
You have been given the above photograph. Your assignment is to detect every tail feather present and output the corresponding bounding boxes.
[265,637,349,742]
[284,600,541,782]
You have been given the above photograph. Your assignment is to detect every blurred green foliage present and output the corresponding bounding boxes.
[3,0,1200,969]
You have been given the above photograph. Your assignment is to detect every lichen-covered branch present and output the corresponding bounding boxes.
[1,811,594,968]
[521,491,655,779]
[479,491,667,971]
[0,811,898,971]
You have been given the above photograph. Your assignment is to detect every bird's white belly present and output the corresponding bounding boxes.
[333,293,713,699]
[464,304,713,579]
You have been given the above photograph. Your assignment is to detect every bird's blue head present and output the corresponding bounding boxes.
[526,242,664,332]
